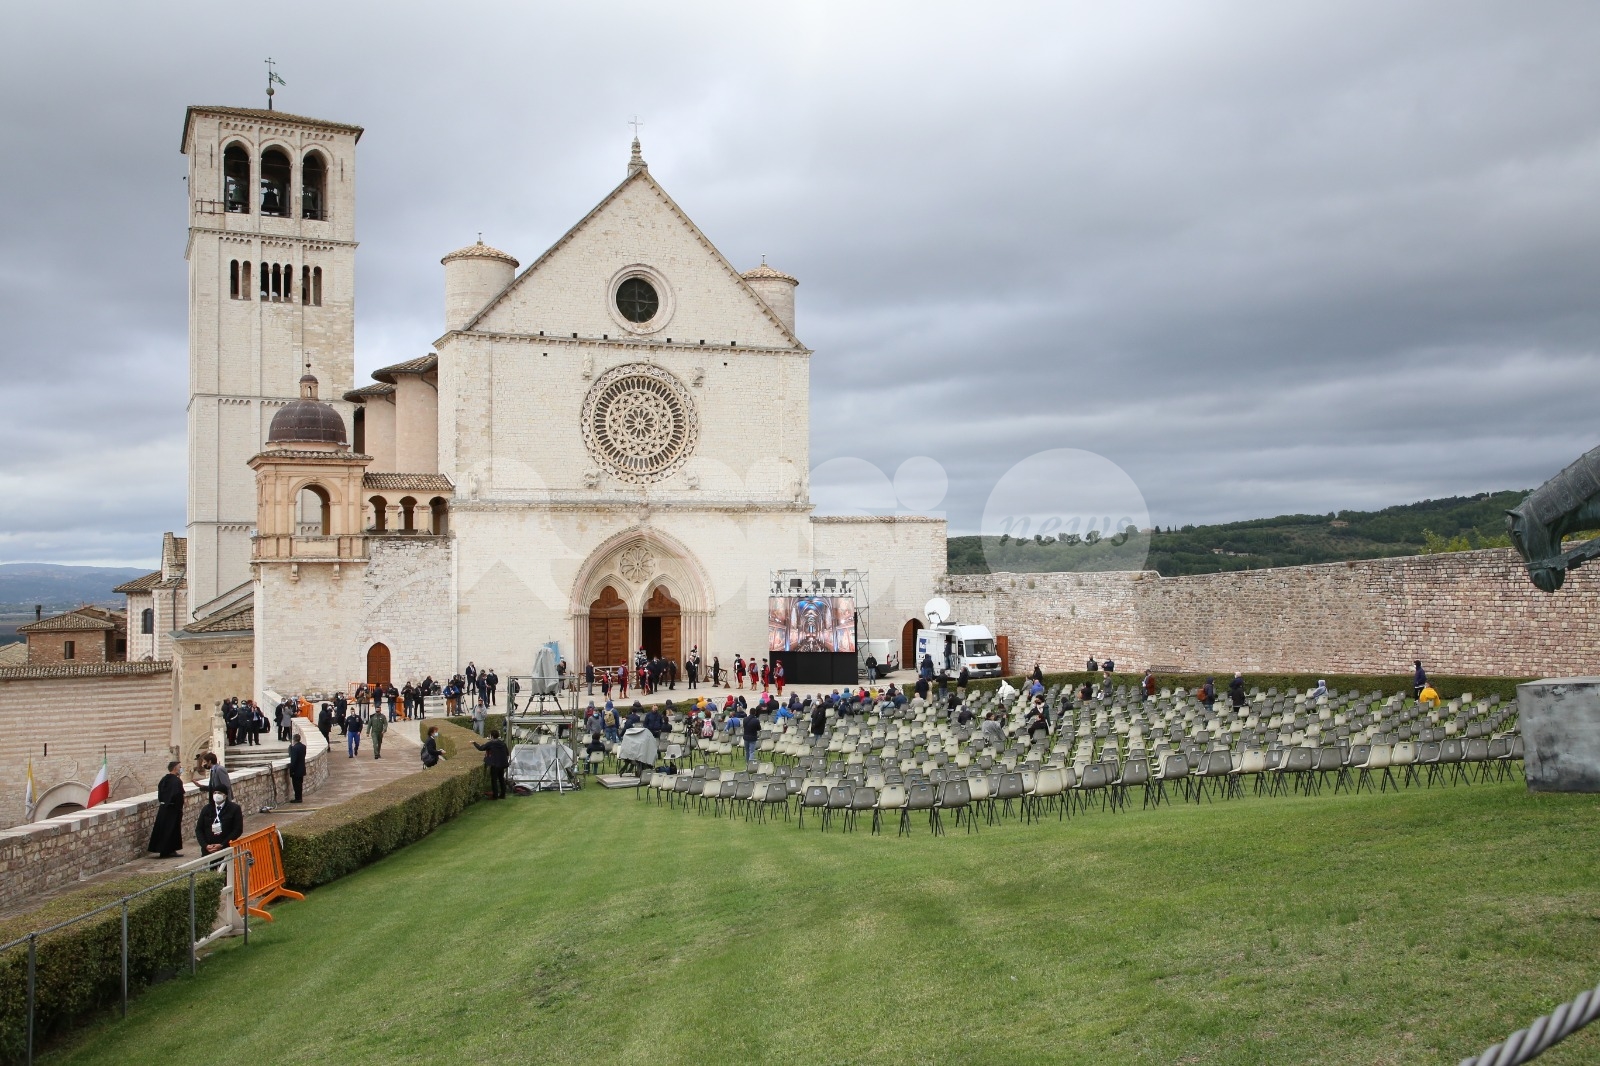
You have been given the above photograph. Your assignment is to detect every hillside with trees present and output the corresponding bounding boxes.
[947,491,1526,576]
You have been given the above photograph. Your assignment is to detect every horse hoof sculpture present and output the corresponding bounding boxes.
[1508,443,1600,592]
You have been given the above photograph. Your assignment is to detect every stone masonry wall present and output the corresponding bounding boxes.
[0,724,327,913]
[943,548,1600,678]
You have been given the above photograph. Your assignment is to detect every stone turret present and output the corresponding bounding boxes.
[742,258,799,336]
[441,239,518,332]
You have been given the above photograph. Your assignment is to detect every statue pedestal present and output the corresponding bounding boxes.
[1518,678,1600,792]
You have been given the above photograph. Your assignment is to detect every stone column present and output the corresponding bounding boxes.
[1518,678,1600,792]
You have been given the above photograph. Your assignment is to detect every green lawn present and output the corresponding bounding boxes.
[43,778,1600,1065]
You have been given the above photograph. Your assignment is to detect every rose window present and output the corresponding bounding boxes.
[581,364,698,483]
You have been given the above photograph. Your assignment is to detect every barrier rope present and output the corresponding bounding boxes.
[1460,978,1600,1066]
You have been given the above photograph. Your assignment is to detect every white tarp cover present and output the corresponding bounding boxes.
[616,726,659,767]
[509,742,575,790]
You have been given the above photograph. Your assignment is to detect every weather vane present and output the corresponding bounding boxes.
[265,58,286,111]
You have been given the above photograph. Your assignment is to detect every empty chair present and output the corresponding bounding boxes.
[1389,741,1419,789]
[798,784,830,829]
[904,781,941,836]
[992,772,1025,821]
[938,779,975,833]
[1149,753,1189,808]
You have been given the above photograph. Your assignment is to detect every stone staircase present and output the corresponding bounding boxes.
[225,739,290,770]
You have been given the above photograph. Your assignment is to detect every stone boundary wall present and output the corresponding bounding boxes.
[0,725,328,914]
[942,548,1600,678]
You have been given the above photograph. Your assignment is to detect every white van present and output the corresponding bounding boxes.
[915,624,1002,680]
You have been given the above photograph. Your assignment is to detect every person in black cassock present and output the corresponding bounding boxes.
[196,789,243,854]
[148,761,186,858]
[288,734,307,802]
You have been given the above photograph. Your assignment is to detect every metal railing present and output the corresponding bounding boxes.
[0,848,247,1065]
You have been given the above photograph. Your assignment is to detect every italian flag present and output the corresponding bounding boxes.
[87,755,110,808]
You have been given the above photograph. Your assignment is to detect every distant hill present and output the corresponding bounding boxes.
[0,563,149,612]
[948,491,1528,577]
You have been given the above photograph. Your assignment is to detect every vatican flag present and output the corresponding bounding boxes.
[24,756,37,821]
[87,755,110,808]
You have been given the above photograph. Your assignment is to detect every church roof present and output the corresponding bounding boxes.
[364,473,454,492]
[19,606,122,633]
[742,261,797,284]
[112,570,163,594]
[180,599,254,635]
[460,147,806,349]
[343,382,396,403]
[181,106,364,151]
[441,240,519,268]
[0,660,172,681]
[371,354,438,384]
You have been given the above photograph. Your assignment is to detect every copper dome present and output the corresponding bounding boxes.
[267,375,348,445]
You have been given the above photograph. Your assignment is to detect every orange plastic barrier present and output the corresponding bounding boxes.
[232,824,305,922]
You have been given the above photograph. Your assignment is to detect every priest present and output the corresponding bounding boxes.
[147,760,186,858]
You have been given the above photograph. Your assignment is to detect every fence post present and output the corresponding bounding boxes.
[25,934,35,1066]
[119,900,129,1018]
[242,854,252,946]
[188,872,197,975]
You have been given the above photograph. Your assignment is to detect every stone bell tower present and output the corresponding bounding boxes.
[180,103,362,618]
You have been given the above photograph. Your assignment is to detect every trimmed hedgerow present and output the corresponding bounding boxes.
[965,672,1532,704]
[445,713,506,737]
[0,871,224,1064]
[279,721,488,890]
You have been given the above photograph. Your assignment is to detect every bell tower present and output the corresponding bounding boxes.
[180,103,363,618]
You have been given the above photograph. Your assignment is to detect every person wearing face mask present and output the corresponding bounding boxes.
[196,789,243,855]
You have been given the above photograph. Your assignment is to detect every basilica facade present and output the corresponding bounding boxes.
[180,103,944,700]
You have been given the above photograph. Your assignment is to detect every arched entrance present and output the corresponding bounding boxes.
[588,586,629,668]
[642,585,681,664]
[366,642,391,688]
[901,618,923,671]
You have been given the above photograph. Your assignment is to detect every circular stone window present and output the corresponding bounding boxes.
[615,277,659,323]
[581,364,699,484]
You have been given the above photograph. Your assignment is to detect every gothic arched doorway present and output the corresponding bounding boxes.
[901,618,923,672]
[642,585,681,665]
[589,586,629,669]
[367,642,391,688]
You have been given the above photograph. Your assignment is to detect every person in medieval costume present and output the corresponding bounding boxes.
[147,761,186,858]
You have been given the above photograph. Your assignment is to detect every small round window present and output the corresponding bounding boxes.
[615,277,660,323]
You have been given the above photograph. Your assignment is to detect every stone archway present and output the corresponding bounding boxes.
[33,781,90,822]
[570,528,714,671]
[901,618,923,671]
[367,642,391,688]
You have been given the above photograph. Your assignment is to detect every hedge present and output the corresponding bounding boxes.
[963,671,1533,705]
[445,713,506,737]
[0,871,224,1064]
[279,720,488,890]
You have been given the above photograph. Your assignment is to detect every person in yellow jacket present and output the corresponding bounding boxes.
[1418,683,1441,707]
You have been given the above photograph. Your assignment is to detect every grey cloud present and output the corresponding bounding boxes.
[2,0,1598,560]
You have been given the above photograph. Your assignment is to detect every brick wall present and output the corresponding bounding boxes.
[943,548,1600,678]
[0,724,327,912]
[0,664,177,833]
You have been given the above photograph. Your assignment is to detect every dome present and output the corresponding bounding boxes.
[267,375,348,445]
[741,259,797,284]
[441,239,519,268]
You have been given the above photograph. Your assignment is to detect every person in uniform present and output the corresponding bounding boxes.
[147,761,186,858]
[367,709,388,759]
[195,789,243,854]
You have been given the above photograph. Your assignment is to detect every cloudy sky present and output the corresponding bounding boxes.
[4,1,1599,565]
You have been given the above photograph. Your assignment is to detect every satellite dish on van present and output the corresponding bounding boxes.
[924,596,952,626]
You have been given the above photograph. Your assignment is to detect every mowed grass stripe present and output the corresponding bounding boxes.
[40,780,1600,1065]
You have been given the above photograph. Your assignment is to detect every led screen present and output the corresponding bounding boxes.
[768,595,856,653]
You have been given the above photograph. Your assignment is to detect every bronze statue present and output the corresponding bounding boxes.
[1508,443,1600,591]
